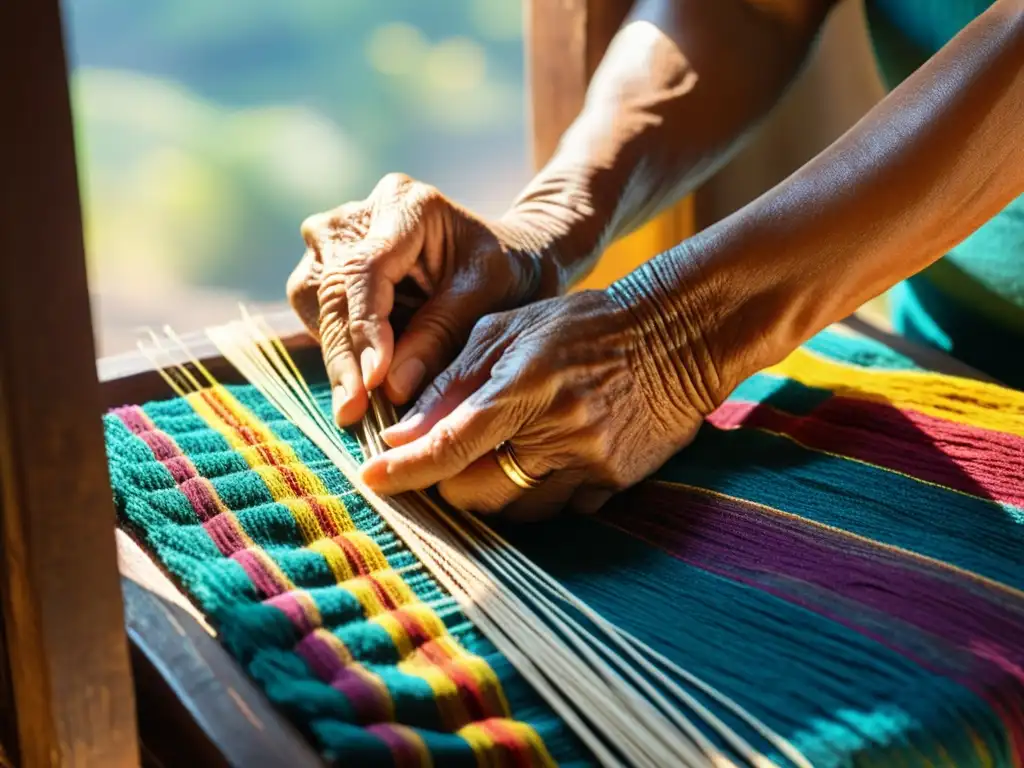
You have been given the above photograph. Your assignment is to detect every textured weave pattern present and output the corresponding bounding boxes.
[105,329,1024,767]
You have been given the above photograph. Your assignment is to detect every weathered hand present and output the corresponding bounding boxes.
[360,289,714,519]
[288,173,549,426]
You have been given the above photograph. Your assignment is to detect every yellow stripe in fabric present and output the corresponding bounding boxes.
[390,606,477,729]
[309,538,357,583]
[375,582,509,720]
[185,389,256,451]
[276,497,326,542]
[767,347,1024,436]
[968,726,994,768]
[351,533,391,573]
[190,389,356,537]
[238,441,292,469]
[455,722,499,766]
[480,719,559,768]
[346,576,394,618]
[190,386,549,753]
[294,588,322,625]
[402,659,469,731]
[207,385,279,442]
[387,605,448,662]
[372,569,418,604]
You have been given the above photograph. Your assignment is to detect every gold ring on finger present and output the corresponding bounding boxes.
[494,442,544,490]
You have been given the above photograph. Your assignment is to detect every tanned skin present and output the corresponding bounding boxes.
[289,0,1024,518]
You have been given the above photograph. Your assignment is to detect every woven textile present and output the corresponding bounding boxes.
[105,328,1024,767]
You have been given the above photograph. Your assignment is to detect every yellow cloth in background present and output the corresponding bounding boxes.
[571,197,695,291]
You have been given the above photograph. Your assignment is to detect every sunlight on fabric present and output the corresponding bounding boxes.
[132,308,811,768]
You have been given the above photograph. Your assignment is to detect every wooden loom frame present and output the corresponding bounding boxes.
[0,1,992,767]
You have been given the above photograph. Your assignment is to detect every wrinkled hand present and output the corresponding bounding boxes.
[288,173,546,426]
[360,290,708,519]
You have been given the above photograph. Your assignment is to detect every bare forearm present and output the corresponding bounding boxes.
[615,0,1024,409]
[504,0,835,293]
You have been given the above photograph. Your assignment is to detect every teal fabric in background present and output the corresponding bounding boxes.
[864,0,1024,389]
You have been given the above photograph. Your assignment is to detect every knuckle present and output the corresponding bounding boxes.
[300,213,327,243]
[378,172,413,195]
[473,312,504,339]
[578,426,614,464]
[411,180,442,206]
[331,241,385,280]
[357,239,394,267]
[567,398,594,430]
[347,317,383,344]
[417,372,452,408]
[343,273,377,317]
[428,422,467,467]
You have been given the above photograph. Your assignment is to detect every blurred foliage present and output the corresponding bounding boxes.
[64,0,528,304]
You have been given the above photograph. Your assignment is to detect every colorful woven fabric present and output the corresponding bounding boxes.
[104,328,1024,767]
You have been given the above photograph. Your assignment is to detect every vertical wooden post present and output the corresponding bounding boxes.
[524,0,695,290]
[0,2,140,765]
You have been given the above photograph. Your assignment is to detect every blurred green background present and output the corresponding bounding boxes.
[64,0,529,353]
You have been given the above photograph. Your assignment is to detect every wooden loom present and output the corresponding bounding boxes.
[0,1,997,766]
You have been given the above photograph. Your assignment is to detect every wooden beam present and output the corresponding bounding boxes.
[0,544,17,767]
[0,1,140,764]
[120,567,324,768]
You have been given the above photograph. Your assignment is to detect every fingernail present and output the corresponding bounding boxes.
[399,407,421,424]
[381,412,424,445]
[388,357,426,401]
[387,411,424,434]
[360,457,390,489]
[332,384,348,414]
[360,347,378,388]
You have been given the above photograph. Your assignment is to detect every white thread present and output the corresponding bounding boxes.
[140,312,813,768]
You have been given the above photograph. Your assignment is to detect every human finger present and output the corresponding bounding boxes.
[385,286,502,406]
[285,248,323,339]
[566,486,615,516]
[345,175,439,389]
[440,460,578,519]
[360,381,525,495]
[316,272,369,426]
[381,313,512,446]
